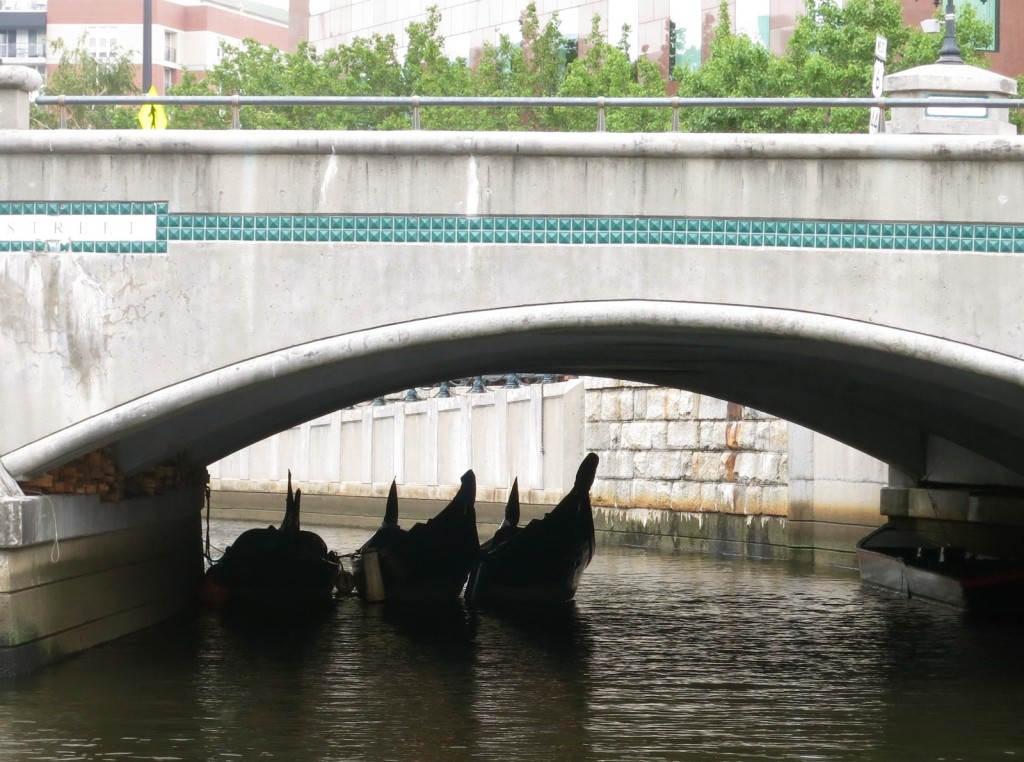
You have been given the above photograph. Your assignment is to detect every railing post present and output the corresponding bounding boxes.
[411,96,421,129]
[596,96,606,132]
[671,96,680,132]
[231,94,240,129]
[0,65,43,129]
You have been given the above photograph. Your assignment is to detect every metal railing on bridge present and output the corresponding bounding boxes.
[31,94,1024,131]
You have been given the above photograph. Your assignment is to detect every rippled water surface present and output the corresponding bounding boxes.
[3,520,1024,761]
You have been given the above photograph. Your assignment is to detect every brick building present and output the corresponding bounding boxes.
[296,0,1020,80]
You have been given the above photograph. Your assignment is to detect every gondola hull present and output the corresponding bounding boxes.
[856,523,1024,614]
[201,471,340,614]
[353,472,479,603]
[467,453,599,605]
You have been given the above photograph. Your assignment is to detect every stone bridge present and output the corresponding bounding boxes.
[2,129,1024,493]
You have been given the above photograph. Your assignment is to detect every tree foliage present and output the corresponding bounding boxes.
[34,0,1006,135]
[33,37,138,129]
[676,0,997,133]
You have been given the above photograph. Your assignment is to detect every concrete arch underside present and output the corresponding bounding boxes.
[5,300,1024,487]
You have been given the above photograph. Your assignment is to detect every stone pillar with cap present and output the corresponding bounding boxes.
[0,65,43,130]
[884,62,1018,136]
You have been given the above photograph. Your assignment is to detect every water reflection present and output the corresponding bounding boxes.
[2,521,1024,760]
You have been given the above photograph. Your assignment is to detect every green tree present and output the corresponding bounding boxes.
[33,37,138,129]
[676,0,995,134]
[553,16,670,132]
[675,2,792,132]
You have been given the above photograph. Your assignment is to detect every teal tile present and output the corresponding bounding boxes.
[697,219,712,233]
[815,235,828,247]
[841,236,855,248]
[495,231,509,244]
[456,217,469,231]
[598,232,610,244]
[726,233,738,246]
[0,203,9,215]
[499,218,511,231]
[999,226,1013,240]
[1015,240,1024,253]
[867,236,880,248]
[880,237,895,249]
[469,218,483,231]
[649,218,663,232]
[229,229,242,241]
[947,224,962,237]
[738,233,750,246]
[987,225,1000,239]
[571,218,585,231]
[686,233,699,245]
[738,220,751,233]
[699,233,712,245]
[764,221,777,234]
[368,230,381,242]
[868,223,881,236]
[712,219,725,233]
[895,239,908,250]
[598,218,610,231]
[882,224,895,236]
[585,218,598,231]
[724,219,738,233]
[610,218,623,231]
[895,224,908,237]
[814,222,828,235]
[986,239,1001,252]
[1015,228,1024,240]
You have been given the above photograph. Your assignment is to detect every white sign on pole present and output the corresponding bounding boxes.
[871,60,885,98]
[875,35,888,62]
[869,35,887,134]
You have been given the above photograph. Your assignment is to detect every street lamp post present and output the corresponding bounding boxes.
[142,0,152,91]
[933,0,988,65]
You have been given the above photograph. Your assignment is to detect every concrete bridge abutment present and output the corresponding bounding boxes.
[0,487,204,677]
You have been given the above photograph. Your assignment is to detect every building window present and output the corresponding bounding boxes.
[163,67,175,91]
[86,26,117,60]
[559,35,578,73]
[668,20,700,77]
[963,0,998,52]
[164,30,177,63]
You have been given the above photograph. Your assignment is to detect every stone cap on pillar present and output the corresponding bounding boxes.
[884,62,1018,136]
[0,64,43,94]
[0,65,43,130]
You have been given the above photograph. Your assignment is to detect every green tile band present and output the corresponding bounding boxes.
[2,204,1023,254]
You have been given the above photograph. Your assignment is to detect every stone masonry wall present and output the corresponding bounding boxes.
[585,378,790,517]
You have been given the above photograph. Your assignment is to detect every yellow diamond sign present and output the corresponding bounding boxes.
[138,85,168,130]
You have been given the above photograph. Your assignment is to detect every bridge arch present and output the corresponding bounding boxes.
[5,300,1024,487]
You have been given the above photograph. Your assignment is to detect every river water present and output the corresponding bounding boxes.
[2,520,1024,761]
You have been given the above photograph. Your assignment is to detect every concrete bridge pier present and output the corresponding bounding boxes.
[0,484,204,677]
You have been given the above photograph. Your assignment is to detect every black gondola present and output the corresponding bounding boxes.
[353,470,480,602]
[856,523,1024,614]
[466,452,599,605]
[201,471,341,612]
